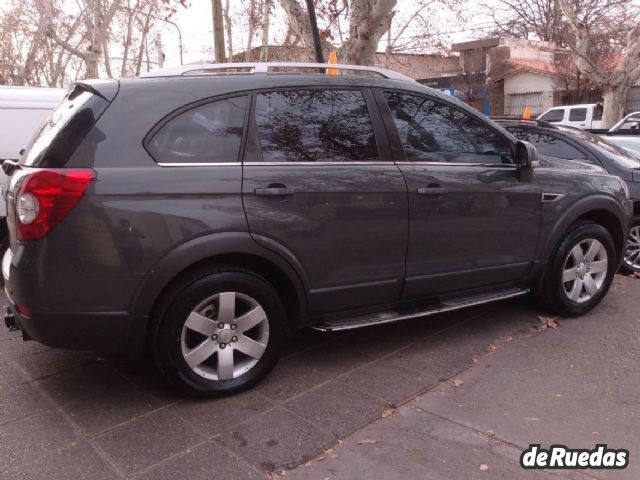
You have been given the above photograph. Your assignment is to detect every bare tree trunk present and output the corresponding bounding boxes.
[223,0,233,60]
[121,0,136,76]
[602,85,629,127]
[211,0,226,63]
[135,12,152,76]
[339,0,396,66]
[245,0,257,62]
[260,0,272,61]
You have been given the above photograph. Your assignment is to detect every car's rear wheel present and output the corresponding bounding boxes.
[620,219,640,275]
[152,269,285,397]
[542,223,616,316]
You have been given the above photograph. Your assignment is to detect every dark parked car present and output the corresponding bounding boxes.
[2,63,633,396]
[497,119,640,274]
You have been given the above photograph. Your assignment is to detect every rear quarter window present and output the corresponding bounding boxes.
[146,96,247,164]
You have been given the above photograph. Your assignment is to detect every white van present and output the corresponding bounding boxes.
[537,103,603,129]
[0,86,66,245]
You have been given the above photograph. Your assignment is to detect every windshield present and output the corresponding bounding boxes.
[556,126,640,169]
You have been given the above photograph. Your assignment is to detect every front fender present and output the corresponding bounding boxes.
[537,193,629,265]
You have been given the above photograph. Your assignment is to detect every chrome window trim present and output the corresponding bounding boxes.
[395,161,518,168]
[157,162,240,167]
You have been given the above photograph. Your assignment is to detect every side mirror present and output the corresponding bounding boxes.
[515,140,538,182]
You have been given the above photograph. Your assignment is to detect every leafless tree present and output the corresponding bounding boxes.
[557,0,640,126]
[212,0,226,62]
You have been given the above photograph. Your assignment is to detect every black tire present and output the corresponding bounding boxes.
[540,222,617,316]
[619,218,640,275]
[152,268,286,397]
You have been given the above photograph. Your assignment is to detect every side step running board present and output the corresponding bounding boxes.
[311,288,529,332]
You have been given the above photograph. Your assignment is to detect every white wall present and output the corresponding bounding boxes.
[504,71,555,95]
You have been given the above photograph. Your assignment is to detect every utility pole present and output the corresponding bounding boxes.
[211,0,226,63]
[304,0,324,63]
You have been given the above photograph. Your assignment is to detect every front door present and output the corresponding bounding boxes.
[378,90,542,298]
[242,87,408,314]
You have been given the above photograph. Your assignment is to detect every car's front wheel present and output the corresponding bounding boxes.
[542,222,616,316]
[620,219,640,275]
[152,269,285,397]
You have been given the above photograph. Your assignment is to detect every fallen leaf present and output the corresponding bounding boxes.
[357,439,379,445]
[452,378,464,388]
[537,315,559,330]
[382,405,397,418]
[479,464,489,472]
[489,344,497,353]
[487,429,495,436]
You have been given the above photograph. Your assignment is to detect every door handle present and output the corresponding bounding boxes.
[417,185,449,195]
[254,186,295,196]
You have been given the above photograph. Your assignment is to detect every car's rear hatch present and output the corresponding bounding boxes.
[4,81,117,252]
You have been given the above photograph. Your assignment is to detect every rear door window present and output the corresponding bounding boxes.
[569,108,587,122]
[539,109,564,122]
[147,96,247,164]
[253,89,379,162]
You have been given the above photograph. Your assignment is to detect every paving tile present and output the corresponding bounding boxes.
[0,357,28,388]
[217,406,335,472]
[0,337,51,358]
[384,341,473,380]
[63,381,164,435]
[0,383,51,425]
[0,441,120,480]
[95,409,204,476]
[285,381,386,437]
[12,349,98,381]
[170,390,275,437]
[0,410,78,471]
[254,358,331,403]
[338,358,439,407]
[136,441,261,480]
[106,357,185,404]
[35,362,131,406]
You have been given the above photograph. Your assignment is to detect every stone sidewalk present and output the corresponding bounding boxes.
[0,276,635,479]
[285,274,640,480]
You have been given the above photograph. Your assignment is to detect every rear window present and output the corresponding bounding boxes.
[569,108,587,121]
[539,109,564,122]
[23,85,108,168]
[147,96,247,164]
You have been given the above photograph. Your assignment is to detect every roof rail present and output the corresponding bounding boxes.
[139,62,416,83]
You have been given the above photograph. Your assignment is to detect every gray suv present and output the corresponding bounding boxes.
[2,63,633,396]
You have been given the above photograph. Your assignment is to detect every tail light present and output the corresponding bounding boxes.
[15,169,95,241]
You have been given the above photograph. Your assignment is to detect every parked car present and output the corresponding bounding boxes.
[538,103,603,129]
[497,118,640,274]
[0,86,66,250]
[2,63,632,397]
[586,111,640,156]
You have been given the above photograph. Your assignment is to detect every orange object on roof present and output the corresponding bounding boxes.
[326,51,339,76]
[522,106,532,120]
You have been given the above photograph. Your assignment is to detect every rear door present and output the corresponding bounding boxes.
[377,89,541,298]
[242,87,408,314]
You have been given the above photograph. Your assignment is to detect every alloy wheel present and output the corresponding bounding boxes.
[562,238,608,303]
[624,225,640,271]
[180,292,270,381]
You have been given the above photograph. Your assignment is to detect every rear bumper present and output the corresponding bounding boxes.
[3,247,144,354]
